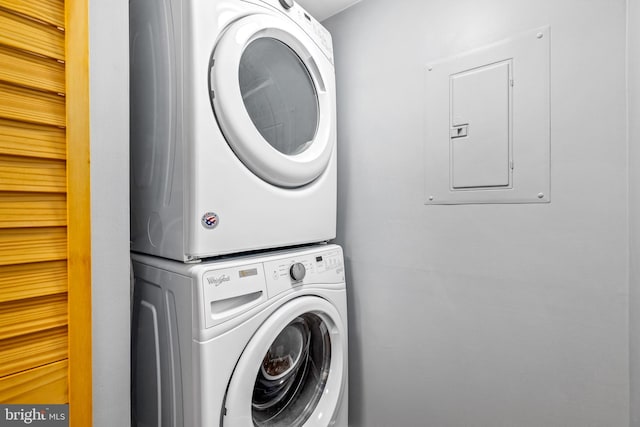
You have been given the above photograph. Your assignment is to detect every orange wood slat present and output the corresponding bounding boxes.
[0,192,67,228]
[0,359,68,404]
[0,260,67,303]
[0,8,65,61]
[0,227,67,266]
[0,293,67,340]
[0,0,65,29]
[0,44,65,94]
[0,118,66,160]
[0,326,68,377]
[0,155,66,193]
[66,0,93,422]
[0,82,65,127]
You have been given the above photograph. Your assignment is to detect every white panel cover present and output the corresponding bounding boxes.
[424,26,550,204]
[451,60,511,189]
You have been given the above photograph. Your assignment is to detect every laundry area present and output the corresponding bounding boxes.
[0,0,639,426]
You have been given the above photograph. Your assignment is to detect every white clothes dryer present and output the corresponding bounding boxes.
[131,244,348,427]
[130,0,337,262]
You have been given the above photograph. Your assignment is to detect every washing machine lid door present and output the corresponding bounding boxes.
[223,296,346,426]
[210,14,335,188]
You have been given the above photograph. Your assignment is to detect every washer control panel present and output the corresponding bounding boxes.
[264,248,344,297]
[199,246,344,328]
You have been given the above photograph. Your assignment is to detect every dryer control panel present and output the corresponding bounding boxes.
[290,6,334,63]
[252,0,334,63]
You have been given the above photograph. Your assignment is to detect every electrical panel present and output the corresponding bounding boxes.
[425,27,550,204]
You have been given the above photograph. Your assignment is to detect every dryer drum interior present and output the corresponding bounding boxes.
[251,313,332,426]
[239,36,320,157]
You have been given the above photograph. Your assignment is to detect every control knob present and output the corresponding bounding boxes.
[279,0,294,9]
[290,262,306,281]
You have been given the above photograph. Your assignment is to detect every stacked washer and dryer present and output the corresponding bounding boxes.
[129,0,348,426]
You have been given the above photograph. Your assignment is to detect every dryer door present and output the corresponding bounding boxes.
[209,14,334,188]
[223,296,346,426]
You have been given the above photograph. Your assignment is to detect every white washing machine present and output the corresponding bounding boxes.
[131,244,348,427]
[130,0,337,262]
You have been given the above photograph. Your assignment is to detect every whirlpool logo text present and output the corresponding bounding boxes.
[207,274,231,286]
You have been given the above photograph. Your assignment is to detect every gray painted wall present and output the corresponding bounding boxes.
[324,1,630,425]
[84,0,635,425]
[89,0,131,426]
[630,0,640,424]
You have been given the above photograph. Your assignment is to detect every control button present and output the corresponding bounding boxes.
[290,262,306,281]
[279,0,294,9]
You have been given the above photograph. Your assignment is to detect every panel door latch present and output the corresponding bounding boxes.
[450,124,469,139]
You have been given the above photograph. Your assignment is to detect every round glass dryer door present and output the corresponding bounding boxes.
[209,14,334,188]
[223,297,346,426]
[239,37,318,157]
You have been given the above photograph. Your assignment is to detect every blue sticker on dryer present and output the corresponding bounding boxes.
[201,212,219,229]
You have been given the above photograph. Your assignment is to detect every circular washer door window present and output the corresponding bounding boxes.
[210,14,334,188]
[222,297,346,426]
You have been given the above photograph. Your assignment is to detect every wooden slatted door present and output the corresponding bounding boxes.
[0,0,91,423]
